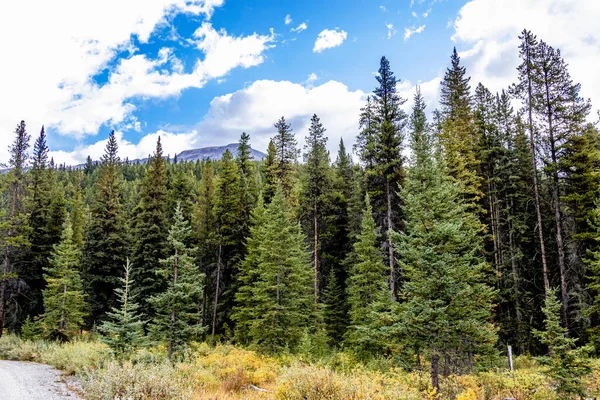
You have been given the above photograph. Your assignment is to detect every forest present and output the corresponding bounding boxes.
[1,29,600,398]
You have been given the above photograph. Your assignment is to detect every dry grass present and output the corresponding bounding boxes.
[1,334,599,399]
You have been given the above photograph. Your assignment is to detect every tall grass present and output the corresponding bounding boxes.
[0,334,598,399]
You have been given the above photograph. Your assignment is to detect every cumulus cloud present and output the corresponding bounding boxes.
[0,0,276,163]
[451,0,600,112]
[50,79,367,165]
[404,25,426,40]
[313,29,348,53]
[284,14,292,25]
[291,22,308,33]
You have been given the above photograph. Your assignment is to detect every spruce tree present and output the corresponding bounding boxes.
[356,57,406,298]
[0,121,31,335]
[100,259,147,359]
[322,269,347,347]
[82,131,128,326]
[211,149,242,339]
[131,137,169,321]
[40,217,86,341]
[300,114,332,303]
[344,196,391,354]
[395,88,496,390]
[533,290,591,399]
[233,189,312,353]
[272,117,298,200]
[149,203,205,358]
[438,48,484,214]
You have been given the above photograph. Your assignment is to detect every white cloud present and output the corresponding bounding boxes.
[423,9,431,18]
[412,11,418,17]
[49,130,198,166]
[404,25,426,40]
[386,24,397,40]
[313,29,348,53]
[50,79,367,165]
[291,22,308,33]
[451,0,600,112]
[0,0,277,163]
[380,5,387,12]
[284,14,292,25]
[306,73,318,85]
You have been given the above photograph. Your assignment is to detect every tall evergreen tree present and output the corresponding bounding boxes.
[0,121,31,335]
[149,203,205,357]
[356,57,406,298]
[211,149,242,338]
[263,140,278,204]
[300,114,332,303]
[344,196,391,354]
[131,137,169,321]
[395,89,496,390]
[40,217,86,341]
[438,48,484,213]
[82,131,128,326]
[511,30,550,295]
[233,189,312,353]
[272,117,298,200]
[99,259,147,359]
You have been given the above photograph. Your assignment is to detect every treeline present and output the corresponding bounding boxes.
[1,29,599,392]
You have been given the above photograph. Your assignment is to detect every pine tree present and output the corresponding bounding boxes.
[533,290,591,399]
[149,203,205,357]
[0,121,31,336]
[395,88,496,390]
[100,259,147,359]
[168,168,194,222]
[40,217,86,341]
[82,131,128,326]
[272,117,298,200]
[511,30,550,295]
[300,114,332,304]
[131,137,169,321]
[233,189,312,353]
[211,149,242,339]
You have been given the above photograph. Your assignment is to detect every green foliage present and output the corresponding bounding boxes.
[233,189,313,353]
[344,196,392,355]
[149,203,205,357]
[533,290,592,398]
[272,117,299,201]
[131,137,169,320]
[395,89,496,387]
[99,259,147,359]
[40,217,86,341]
[82,130,128,326]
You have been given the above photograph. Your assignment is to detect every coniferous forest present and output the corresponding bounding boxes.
[2,30,600,398]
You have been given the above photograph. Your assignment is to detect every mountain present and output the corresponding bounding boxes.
[176,143,266,162]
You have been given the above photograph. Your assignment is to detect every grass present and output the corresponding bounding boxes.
[0,334,598,399]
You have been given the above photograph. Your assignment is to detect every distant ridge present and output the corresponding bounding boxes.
[176,143,266,162]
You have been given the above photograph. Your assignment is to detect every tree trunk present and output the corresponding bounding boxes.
[543,66,570,332]
[211,244,222,341]
[525,44,550,295]
[386,179,396,300]
[431,353,439,393]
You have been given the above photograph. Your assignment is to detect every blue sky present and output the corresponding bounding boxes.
[0,0,598,164]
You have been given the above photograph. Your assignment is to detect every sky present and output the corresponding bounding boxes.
[0,0,598,165]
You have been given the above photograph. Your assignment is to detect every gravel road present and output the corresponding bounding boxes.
[0,360,80,399]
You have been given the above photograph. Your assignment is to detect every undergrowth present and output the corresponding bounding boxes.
[0,334,598,399]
